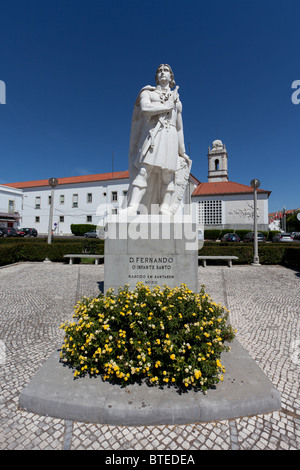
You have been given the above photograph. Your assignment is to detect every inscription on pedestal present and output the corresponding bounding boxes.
[104,218,199,293]
[128,256,175,286]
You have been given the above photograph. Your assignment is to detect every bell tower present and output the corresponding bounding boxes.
[207,139,228,182]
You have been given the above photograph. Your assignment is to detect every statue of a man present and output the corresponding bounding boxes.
[126,64,190,215]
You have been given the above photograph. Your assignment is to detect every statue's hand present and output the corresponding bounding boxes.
[165,99,175,112]
[181,153,191,163]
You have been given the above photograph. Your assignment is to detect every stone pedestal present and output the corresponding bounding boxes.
[104,215,198,293]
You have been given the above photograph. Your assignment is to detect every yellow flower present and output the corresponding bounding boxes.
[170,354,176,360]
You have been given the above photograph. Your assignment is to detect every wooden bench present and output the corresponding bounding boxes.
[198,255,238,267]
[64,254,104,265]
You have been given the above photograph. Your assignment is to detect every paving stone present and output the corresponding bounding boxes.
[0,263,299,450]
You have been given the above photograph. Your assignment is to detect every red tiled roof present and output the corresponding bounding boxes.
[5,170,130,189]
[6,170,199,190]
[192,181,271,197]
[269,208,299,217]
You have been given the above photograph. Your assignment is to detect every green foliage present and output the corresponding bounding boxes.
[286,211,300,232]
[281,247,300,269]
[70,224,97,236]
[82,238,104,254]
[0,238,298,269]
[204,229,222,240]
[200,244,253,264]
[0,239,104,266]
[60,283,236,392]
[199,243,300,268]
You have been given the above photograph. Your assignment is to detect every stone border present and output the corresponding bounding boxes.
[19,339,281,426]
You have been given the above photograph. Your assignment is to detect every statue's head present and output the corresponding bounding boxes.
[155,64,175,88]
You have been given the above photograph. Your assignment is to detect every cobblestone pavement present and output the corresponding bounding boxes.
[0,262,299,451]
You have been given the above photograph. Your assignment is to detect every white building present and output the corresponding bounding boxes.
[191,140,271,231]
[6,171,131,235]
[0,184,23,229]
[4,139,271,235]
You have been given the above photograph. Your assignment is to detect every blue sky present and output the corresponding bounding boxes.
[0,0,299,213]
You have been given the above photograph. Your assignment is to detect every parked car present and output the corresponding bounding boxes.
[16,229,25,237]
[291,232,300,240]
[221,233,241,242]
[272,232,293,243]
[243,232,266,242]
[0,227,17,237]
[20,228,38,237]
[84,230,99,238]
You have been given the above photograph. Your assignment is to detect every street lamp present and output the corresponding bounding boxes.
[47,177,58,244]
[250,179,260,266]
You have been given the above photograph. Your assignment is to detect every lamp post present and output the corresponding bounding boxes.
[47,177,58,244]
[250,179,260,266]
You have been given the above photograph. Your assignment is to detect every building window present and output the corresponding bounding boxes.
[35,197,41,209]
[86,215,92,222]
[111,191,118,202]
[8,200,14,213]
[59,216,64,223]
[35,216,40,223]
[198,200,222,225]
[60,195,65,204]
[72,194,78,208]
[87,193,92,203]
[48,195,52,205]
[111,208,118,215]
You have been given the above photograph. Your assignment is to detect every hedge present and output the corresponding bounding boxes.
[199,243,300,267]
[282,247,300,269]
[204,229,279,242]
[0,239,104,266]
[70,224,97,236]
[0,239,299,269]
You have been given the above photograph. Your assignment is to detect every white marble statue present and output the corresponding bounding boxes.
[126,64,191,215]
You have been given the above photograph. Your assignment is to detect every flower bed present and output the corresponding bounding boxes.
[60,283,236,392]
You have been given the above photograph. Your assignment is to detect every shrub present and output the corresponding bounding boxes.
[0,244,19,266]
[0,240,104,266]
[59,283,236,392]
[70,224,97,236]
[282,247,300,269]
[82,239,104,254]
[199,244,254,264]
[204,230,222,240]
[198,243,300,267]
